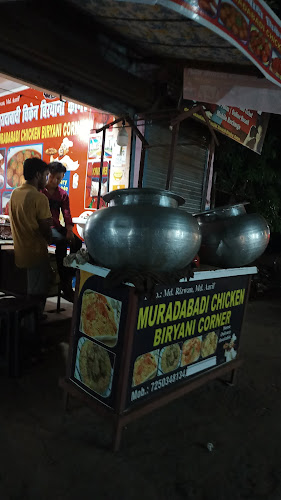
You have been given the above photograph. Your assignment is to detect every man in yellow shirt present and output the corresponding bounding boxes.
[10,158,52,313]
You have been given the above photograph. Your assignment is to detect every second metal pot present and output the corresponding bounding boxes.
[195,204,270,268]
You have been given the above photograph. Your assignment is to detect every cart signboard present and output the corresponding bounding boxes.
[125,275,249,409]
[70,272,131,410]
[68,269,250,411]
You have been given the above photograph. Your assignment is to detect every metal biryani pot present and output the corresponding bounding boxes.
[84,188,202,272]
[194,203,270,268]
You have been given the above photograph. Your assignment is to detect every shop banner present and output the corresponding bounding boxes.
[70,272,130,410]
[0,88,131,222]
[0,88,115,217]
[118,0,281,89]
[126,275,249,409]
[184,101,269,153]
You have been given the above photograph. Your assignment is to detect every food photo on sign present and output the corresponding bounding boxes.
[249,25,271,65]
[80,289,122,348]
[69,273,131,410]
[181,337,202,366]
[74,337,115,398]
[2,191,11,214]
[271,49,281,80]
[197,0,218,18]
[159,343,181,375]
[130,330,220,390]
[132,351,159,387]
[219,1,248,42]
[6,144,42,188]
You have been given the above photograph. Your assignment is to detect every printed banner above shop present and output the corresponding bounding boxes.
[117,0,281,89]
[184,101,269,153]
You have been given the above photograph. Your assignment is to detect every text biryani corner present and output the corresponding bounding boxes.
[136,288,246,348]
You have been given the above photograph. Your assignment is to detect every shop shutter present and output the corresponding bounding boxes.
[144,123,208,213]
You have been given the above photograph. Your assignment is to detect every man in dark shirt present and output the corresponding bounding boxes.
[43,161,82,300]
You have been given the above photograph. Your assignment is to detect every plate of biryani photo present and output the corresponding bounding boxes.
[80,290,121,347]
[132,351,159,387]
[75,337,114,397]
[181,337,202,366]
[159,343,181,374]
[201,331,218,358]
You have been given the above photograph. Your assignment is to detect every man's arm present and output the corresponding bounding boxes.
[61,192,74,240]
[38,217,52,244]
[36,194,52,243]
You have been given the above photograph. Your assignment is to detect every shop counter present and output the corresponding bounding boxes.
[0,242,60,297]
[60,262,257,451]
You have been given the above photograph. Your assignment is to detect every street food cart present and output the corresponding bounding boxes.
[0,0,279,451]
[61,261,256,450]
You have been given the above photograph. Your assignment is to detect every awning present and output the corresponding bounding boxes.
[68,0,281,89]
[0,0,280,114]
[64,0,281,115]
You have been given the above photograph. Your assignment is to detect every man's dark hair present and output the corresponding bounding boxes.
[23,158,49,181]
[48,161,66,175]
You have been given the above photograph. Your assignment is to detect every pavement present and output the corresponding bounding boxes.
[1,293,281,499]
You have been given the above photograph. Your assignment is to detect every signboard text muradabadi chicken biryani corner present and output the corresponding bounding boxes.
[126,274,249,409]
[118,0,281,89]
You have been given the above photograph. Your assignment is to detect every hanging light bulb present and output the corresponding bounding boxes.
[117,120,128,147]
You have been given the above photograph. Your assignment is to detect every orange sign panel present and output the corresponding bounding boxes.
[0,88,117,220]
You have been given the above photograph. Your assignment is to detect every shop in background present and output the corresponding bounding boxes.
[0,88,131,220]
[85,125,131,210]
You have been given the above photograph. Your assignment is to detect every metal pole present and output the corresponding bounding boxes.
[95,116,125,134]
[138,146,146,188]
[97,128,106,209]
[166,122,179,191]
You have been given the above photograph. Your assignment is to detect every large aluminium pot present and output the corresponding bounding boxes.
[84,188,202,272]
[194,203,270,268]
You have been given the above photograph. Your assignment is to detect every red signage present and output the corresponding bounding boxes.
[0,88,114,218]
[184,101,269,153]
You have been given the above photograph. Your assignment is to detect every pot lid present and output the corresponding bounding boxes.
[103,188,186,206]
[193,202,250,217]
